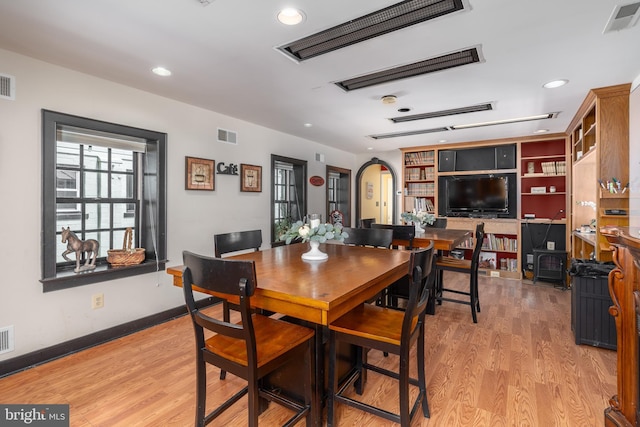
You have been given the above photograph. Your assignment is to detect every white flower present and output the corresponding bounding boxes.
[298,225,310,237]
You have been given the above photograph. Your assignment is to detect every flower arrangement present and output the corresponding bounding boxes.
[280,220,348,244]
[401,210,436,226]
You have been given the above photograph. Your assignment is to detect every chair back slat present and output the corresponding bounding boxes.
[182,251,257,343]
[342,227,393,248]
[359,218,376,228]
[371,223,415,249]
[402,242,435,340]
[214,229,262,257]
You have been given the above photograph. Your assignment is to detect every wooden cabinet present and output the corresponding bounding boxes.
[601,227,640,427]
[402,149,435,212]
[569,84,630,261]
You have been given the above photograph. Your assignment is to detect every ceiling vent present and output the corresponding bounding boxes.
[369,127,450,139]
[603,2,640,33]
[335,46,483,91]
[0,73,16,100]
[217,128,237,144]
[389,102,493,123]
[277,0,467,62]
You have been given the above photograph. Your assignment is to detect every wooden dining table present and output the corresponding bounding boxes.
[167,230,470,423]
[168,243,411,425]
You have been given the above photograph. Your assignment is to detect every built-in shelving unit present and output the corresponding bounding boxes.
[403,150,435,212]
[569,83,630,262]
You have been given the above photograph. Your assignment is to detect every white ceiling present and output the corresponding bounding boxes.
[1,0,639,154]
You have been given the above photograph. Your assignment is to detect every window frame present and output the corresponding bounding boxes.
[271,154,307,244]
[41,110,167,292]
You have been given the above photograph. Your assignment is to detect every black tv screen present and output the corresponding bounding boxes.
[446,176,508,214]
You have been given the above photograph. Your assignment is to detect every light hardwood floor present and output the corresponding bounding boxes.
[0,273,616,426]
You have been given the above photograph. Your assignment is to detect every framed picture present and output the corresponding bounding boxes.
[479,251,497,270]
[185,156,215,191]
[240,164,262,192]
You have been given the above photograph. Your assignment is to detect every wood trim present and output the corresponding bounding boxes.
[0,297,217,378]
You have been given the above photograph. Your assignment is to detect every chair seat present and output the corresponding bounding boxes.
[436,256,472,271]
[206,314,314,367]
[330,304,418,347]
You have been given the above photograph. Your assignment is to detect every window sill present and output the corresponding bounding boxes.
[41,259,167,292]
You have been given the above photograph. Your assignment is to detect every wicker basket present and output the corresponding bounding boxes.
[107,227,145,266]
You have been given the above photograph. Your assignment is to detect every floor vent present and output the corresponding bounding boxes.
[0,326,15,355]
[389,102,493,123]
[603,2,640,33]
[335,46,483,91]
[217,128,237,144]
[277,0,467,62]
[0,73,16,100]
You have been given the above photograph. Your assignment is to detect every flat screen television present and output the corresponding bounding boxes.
[445,175,509,216]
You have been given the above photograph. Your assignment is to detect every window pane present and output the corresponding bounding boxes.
[113,203,135,228]
[83,171,109,198]
[85,203,111,229]
[56,141,80,167]
[83,145,109,170]
[56,203,82,226]
[111,172,133,199]
[85,231,110,257]
[111,148,134,172]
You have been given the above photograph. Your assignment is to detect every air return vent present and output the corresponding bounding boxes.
[369,127,450,139]
[217,128,237,144]
[603,2,640,33]
[0,326,14,355]
[335,46,483,91]
[0,73,16,100]
[389,102,493,123]
[277,0,467,62]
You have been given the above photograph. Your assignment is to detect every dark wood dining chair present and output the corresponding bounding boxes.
[213,229,263,379]
[359,218,376,228]
[342,227,393,248]
[370,223,415,249]
[214,229,262,258]
[182,251,315,427]
[434,222,485,323]
[387,217,446,309]
[327,242,435,427]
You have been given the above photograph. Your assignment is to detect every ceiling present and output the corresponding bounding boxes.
[1,0,639,154]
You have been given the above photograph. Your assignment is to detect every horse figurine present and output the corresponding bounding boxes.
[61,227,100,273]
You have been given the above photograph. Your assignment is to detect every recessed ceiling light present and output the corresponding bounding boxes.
[381,95,397,105]
[534,129,549,133]
[367,147,373,150]
[439,139,447,143]
[304,123,313,128]
[543,79,568,89]
[277,8,305,25]
[152,67,172,77]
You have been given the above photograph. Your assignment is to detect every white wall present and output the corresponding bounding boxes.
[0,48,375,360]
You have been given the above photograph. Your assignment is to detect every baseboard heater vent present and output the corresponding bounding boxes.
[217,128,237,144]
[0,73,16,100]
[0,326,15,355]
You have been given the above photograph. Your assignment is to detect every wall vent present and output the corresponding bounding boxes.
[603,2,640,33]
[0,73,16,100]
[217,128,237,144]
[0,326,15,355]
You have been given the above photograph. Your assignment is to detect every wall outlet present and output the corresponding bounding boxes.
[92,293,104,309]
[547,241,556,250]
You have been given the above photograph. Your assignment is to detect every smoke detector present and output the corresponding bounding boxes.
[381,95,397,105]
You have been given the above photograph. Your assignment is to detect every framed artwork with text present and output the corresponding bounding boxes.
[185,156,215,191]
[240,164,261,192]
